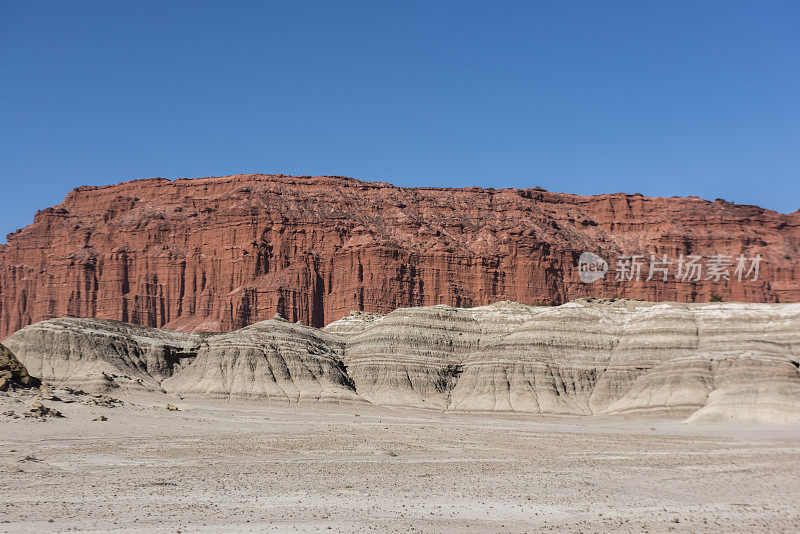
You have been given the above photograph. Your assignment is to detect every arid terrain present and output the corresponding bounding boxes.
[4,2,797,532]
[2,388,800,533]
[3,299,800,532]
[6,300,800,422]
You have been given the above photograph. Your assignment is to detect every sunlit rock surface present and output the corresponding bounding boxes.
[4,318,204,393]
[2,173,799,340]
[162,315,359,402]
[7,300,800,422]
[0,342,40,391]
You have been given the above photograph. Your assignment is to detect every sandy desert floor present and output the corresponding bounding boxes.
[2,389,800,533]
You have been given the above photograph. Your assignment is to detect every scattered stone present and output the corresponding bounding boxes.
[92,415,108,422]
[166,404,180,411]
[25,401,64,419]
[85,395,123,408]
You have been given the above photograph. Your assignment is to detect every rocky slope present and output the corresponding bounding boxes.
[4,318,204,393]
[338,302,539,409]
[0,342,39,391]
[332,300,800,422]
[1,174,799,339]
[5,300,800,422]
[161,315,360,402]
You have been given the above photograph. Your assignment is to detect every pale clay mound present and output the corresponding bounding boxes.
[161,315,360,402]
[5,300,800,422]
[3,318,204,393]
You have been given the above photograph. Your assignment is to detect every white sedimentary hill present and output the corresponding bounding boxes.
[161,315,360,402]
[4,318,204,393]
[327,299,800,422]
[5,300,800,422]
[321,311,384,336]
[329,302,541,409]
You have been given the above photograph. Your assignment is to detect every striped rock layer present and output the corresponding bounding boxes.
[4,300,800,422]
[1,173,800,340]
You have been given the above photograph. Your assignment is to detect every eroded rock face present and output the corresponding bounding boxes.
[336,302,539,409]
[0,342,40,391]
[4,301,800,422]
[684,355,800,424]
[327,300,800,422]
[4,318,204,393]
[161,315,360,402]
[1,173,799,339]
[449,304,617,414]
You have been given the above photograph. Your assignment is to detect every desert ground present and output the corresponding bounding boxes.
[2,388,800,533]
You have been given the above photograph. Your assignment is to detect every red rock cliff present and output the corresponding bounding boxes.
[1,174,798,338]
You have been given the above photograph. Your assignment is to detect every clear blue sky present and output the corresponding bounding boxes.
[2,1,799,241]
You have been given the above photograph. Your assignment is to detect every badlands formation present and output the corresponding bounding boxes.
[6,318,204,393]
[5,299,800,423]
[1,173,799,339]
[4,298,800,531]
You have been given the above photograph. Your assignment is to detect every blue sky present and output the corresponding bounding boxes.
[1,1,798,241]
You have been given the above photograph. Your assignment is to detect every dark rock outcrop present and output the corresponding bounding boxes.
[0,342,40,391]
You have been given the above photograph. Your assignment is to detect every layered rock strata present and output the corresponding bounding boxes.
[5,300,800,422]
[161,316,360,402]
[2,173,799,339]
[327,300,800,421]
[3,318,204,393]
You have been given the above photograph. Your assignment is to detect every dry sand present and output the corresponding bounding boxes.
[2,389,800,533]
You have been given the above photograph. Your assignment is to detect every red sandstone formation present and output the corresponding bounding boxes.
[1,173,798,338]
